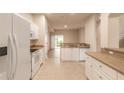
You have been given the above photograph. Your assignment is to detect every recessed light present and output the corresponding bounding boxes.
[64,25,67,28]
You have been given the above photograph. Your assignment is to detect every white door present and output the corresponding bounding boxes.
[0,14,12,80]
[12,14,31,80]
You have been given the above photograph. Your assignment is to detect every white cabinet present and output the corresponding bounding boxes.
[72,48,79,61]
[31,48,45,78]
[61,48,79,61]
[85,58,94,79]
[30,24,39,40]
[79,48,89,61]
[118,73,124,80]
[85,54,124,80]
[39,48,45,64]
[85,55,117,80]
[61,48,72,61]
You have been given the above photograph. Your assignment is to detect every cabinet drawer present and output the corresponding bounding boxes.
[95,61,117,79]
[94,69,114,80]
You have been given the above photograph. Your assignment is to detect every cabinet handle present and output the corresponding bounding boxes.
[99,65,102,68]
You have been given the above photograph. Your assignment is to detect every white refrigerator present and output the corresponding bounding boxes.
[0,14,31,80]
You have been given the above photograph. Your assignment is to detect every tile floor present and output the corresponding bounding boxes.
[33,48,87,80]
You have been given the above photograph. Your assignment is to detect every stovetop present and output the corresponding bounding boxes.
[30,49,39,53]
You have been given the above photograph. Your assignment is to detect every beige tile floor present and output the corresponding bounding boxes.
[33,48,87,80]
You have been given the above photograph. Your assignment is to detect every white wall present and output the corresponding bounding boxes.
[53,30,79,43]
[118,15,124,48]
[78,28,85,43]
[101,13,124,48]
[100,13,110,48]
[19,13,33,22]
[85,15,97,51]
[119,15,124,36]
[108,16,120,48]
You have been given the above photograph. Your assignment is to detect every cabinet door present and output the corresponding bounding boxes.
[61,48,72,61]
[72,48,79,61]
[85,56,95,80]
[30,24,39,40]
[95,60,117,79]
[64,48,72,61]
[39,49,44,64]
[85,54,117,80]
[80,48,88,61]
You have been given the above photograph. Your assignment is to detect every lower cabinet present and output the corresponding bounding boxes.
[39,48,45,64]
[61,48,72,61]
[61,48,79,61]
[117,73,124,80]
[85,55,124,80]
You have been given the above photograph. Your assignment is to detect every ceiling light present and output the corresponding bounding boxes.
[64,25,67,28]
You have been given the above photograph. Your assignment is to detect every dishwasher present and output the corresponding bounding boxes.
[30,49,41,78]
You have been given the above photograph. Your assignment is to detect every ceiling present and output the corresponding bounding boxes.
[43,13,92,30]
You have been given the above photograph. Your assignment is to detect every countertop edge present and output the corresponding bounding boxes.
[86,52,124,75]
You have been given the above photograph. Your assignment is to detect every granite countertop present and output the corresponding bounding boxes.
[30,45,44,50]
[60,43,90,48]
[86,52,124,75]
[61,46,90,48]
[104,48,124,54]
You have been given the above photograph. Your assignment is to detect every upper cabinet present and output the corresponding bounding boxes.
[30,23,39,40]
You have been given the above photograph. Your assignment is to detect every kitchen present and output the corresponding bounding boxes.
[0,13,124,80]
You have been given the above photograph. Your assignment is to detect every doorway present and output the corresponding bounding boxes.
[54,35,64,49]
[50,35,64,58]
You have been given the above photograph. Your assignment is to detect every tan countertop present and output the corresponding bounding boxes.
[86,52,124,75]
[61,46,90,48]
[104,48,124,54]
[30,45,44,50]
[60,43,90,48]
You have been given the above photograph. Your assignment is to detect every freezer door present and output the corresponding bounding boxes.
[12,14,31,80]
[0,14,12,80]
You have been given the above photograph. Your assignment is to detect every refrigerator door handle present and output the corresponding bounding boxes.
[12,33,18,78]
[7,33,14,80]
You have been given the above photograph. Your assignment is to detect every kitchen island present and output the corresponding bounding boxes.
[60,43,90,62]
